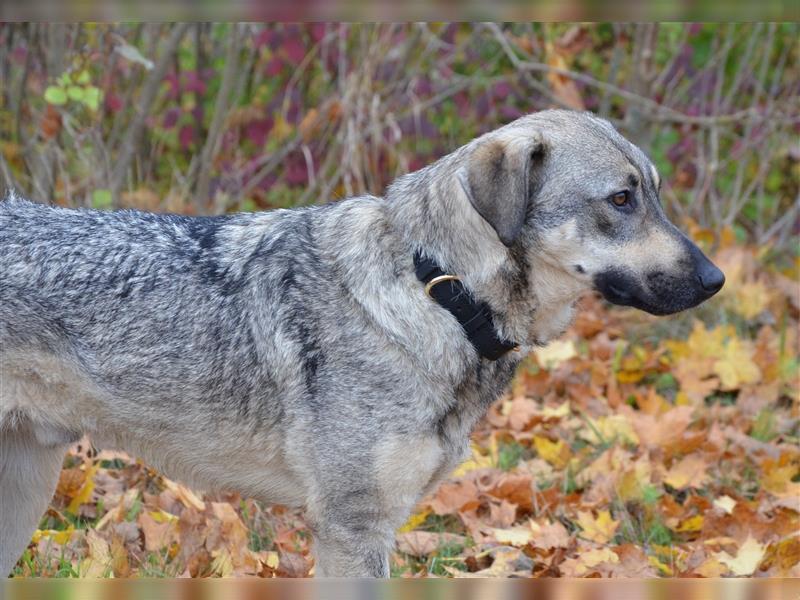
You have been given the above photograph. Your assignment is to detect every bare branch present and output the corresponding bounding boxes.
[109,22,189,207]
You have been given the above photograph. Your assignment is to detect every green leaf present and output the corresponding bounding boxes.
[58,73,72,87]
[91,189,113,209]
[44,86,67,106]
[67,86,85,102]
[76,70,91,85]
[82,87,102,111]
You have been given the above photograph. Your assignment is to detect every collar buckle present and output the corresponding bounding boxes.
[413,252,519,361]
[424,274,461,298]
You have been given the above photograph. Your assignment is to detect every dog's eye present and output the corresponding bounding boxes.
[610,191,630,208]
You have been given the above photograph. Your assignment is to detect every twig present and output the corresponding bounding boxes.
[190,23,243,209]
[0,151,20,194]
[109,22,189,206]
[490,23,779,126]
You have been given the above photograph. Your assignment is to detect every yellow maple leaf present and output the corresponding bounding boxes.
[675,514,704,532]
[713,336,761,390]
[733,281,773,319]
[667,321,728,361]
[576,510,619,544]
[715,535,766,576]
[533,436,571,469]
[67,462,100,514]
[31,526,75,545]
[616,457,653,502]
[451,441,494,477]
[760,460,799,496]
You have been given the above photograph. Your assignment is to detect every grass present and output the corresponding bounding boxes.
[750,408,778,442]
[497,441,526,472]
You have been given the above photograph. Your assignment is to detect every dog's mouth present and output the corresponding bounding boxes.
[593,267,724,316]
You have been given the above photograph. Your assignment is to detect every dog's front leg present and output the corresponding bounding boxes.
[308,497,397,577]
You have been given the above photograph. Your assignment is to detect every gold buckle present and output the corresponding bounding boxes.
[425,274,461,298]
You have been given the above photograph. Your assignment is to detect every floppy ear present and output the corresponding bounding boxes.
[457,133,546,247]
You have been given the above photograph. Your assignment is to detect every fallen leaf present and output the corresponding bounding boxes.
[67,462,100,514]
[713,495,737,515]
[452,547,525,577]
[398,508,431,533]
[490,523,533,547]
[530,519,571,549]
[576,510,620,544]
[31,526,75,546]
[451,442,494,477]
[139,510,178,553]
[80,530,112,578]
[663,455,709,490]
[715,535,766,576]
[533,436,571,468]
[713,337,762,390]
[534,339,577,369]
[580,414,639,446]
[428,479,480,515]
[396,531,466,556]
[695,555,728,577]
[162,478,205,511]
[675,514,704,533]
[560,547,619,576]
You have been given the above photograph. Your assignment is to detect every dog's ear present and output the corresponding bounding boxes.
[457,133,546,247]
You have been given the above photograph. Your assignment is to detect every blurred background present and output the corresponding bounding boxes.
[0,23,797,250]
[1,23,798,578]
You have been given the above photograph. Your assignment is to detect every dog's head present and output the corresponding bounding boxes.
[457,111,724,316]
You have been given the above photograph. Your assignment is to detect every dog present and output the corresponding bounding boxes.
[0,110,724,577]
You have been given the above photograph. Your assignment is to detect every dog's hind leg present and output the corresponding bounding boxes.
[0,425,70,577]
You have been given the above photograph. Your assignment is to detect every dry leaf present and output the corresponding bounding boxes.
[715,535,766,576]
[713,495,737,514]
[663,455,709,490]
[534,339,577,369]
[396,531,465,556]
[530,519,571,549]
[576,510,620,544]
[533,436,571,468]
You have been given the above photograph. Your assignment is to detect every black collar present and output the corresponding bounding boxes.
[413,252,519,361]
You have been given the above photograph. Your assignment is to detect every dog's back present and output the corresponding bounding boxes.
[0,194,302,426]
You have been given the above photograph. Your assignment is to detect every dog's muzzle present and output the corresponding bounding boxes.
[593,239,725,316]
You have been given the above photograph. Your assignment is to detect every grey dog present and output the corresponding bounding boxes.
[0,110,724,577]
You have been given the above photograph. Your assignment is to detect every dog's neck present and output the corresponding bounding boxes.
[384,164,589,349]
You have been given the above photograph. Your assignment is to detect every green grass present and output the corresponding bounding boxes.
[750,408,778,442]
[497,440,525,472]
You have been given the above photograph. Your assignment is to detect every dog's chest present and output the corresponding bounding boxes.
[436,356,519,444]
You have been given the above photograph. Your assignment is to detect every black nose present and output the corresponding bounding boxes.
[697,262,725,294]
